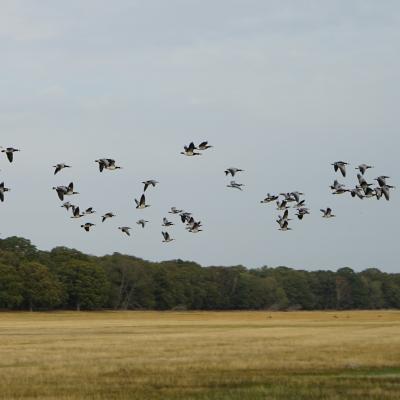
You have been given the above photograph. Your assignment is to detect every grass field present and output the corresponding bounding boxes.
[0,311,399,399]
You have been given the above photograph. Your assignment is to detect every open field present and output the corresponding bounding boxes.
[0,311,399,399]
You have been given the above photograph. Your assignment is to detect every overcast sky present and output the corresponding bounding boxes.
[0,1,399,272]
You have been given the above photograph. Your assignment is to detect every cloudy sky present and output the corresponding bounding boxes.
[0,1,399,272]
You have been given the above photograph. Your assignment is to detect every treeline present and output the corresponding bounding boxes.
[0,236,399,311]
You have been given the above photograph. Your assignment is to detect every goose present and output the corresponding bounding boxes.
[280,193,296,202]
[188,222,203,233]
[168,207,183,214]
[52,185,68,201]
[296,208,310,220]
[374,176,390,187]
[356,164,373,175]
[374,187,383,200]
[181,142,201,156]
[118,226,131,236]
[186,217,202,230]
[162,217,174,227]
[260,194,278,203]
[357,174,372,190]
[1,147,20,163]
[65,182,79,197]
[0,182,10,202]
[179,212,192,223]
[95,159,109,172]
[136,219,149,228]
[225,167,244,177]
[294,199,306,208]
[84,207,96,215]
[53,163,71,175]
[332,187,349,195]
[102,212,116,222]
[135,194,150,209]
[276,199,289,210]
[381,185,395,201]
[61,202,74,211]
[227,181,244,190]
[290,191,304,203]
[70,207,84,218]
[278,220,291,231]
[142,180,158,192]
[277,210,291,225]
[332,161,349,177]
[349,187,364,199]
[197,141,213,150]
[95,158,122,172]
[162,231,174,242]
[330,180,345,191]
[321,208,335,218]
[363,186,376,198]
[81,222,95,232]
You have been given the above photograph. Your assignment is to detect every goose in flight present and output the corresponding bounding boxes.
[81,222,95,232]
[53,185,68,201]
[356,164,373,175]
[260,194,278,203]
[53,163,71,175]
[332,187,349,195]
[294,199,306,208]
[181,142,201,156]
[330,180,345,191]
[0,182,10,202]
[225,167,244,177]
[1,147,20,163]
[136,219,149,228]
[142,180,158,192]
[381,185,395,201]
[118,226,131,236]
[169,207,183,214]
[197,141,213,150]
[349,187,364,199]
[278,220,292,231]
[70,207,84,219]
[321,208,335,218]
[162,217,174,227]
[332,161,349,177]
[135,194,150,209]
[290,192,304,203]
[61,202,74,211]
[374,176,390,187]
[227,181,244,190]
[95,158,122,172]
[280,193,296,202]
[84,207,96,215]
[296,207,310,220]
[188,222,202,233]
[180,212,192,223]
[162,231,174,242]
[276,199,289,210]
[102,212,116,222]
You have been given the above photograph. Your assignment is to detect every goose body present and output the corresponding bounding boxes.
[70,207,84,218]
[53,163,71,175]
[181,142,201,156]
[169,207,183,214]
[102,212,116,222]
[356,164,373,175]
[224,167,243,177]
[227,181,244,190]
[260,194,278,203]
[81,222,95,232]
[135,194,150,209]
[142,180,158,192]
[136,219,149,228]
[84,207,96,215]
[0,182,10,202]
[118,226,131,236]
[1,147,20,163]
[162,231,174,242]
[162,217,174,227]
[197,141,213,150]
[321,208,335,218]
[332,161,349,177]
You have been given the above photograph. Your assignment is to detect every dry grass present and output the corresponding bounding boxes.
[0,310,399,399]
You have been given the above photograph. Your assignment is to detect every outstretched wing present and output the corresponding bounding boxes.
[6,151,13,163]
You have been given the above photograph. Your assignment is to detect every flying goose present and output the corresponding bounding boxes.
[65,182,79,197]
[294,199,306,208]
[276,199,289,210]
[320,208,335,218]
[188,222,202,233]
[70,207,84,218]
[296,207,310,220]
[227,181,244,190]
[135,194,150,209]
[349,187,365,199]
[53,163,71,175]
[1,147,20,163]
[136,219,149,228]
[162,217,174,227]
[102,212,116,222]
[95,158,122,172]
[118,226,131,236]
[374,176,390,187]
[290,192,304,203]
[356,164,373,175]
[330,180,345,191]
[280,193,296,202]
[84,207,96,215]
[142,180,158,192]
[260,194,278,203]
[278,220,292,231]
[197,141,213,150]
[180,212,192,223]
[381,185,395,201]
[168,207,183,214]
[332,187,349,195]
[81,222,95,232]
[332,161,349,177]
[162,231,174,242]
[52,185,68,201]
[61,202,74,211]
[181,142,201,156]
[0,182,10,202]
[225,167,244,177]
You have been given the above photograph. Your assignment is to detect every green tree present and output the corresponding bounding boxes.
[0,263,23,308]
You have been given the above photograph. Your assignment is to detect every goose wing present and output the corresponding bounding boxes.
[6,151,13,163]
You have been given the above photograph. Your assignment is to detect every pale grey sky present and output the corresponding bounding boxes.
[0,1,399,271]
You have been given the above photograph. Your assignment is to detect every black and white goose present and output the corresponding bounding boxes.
[102,212,116,222]
[179,212,192,223]
[224,167,243,177]
[135,194,150,209]
[296,207,310,220]
[136,219,149,228]
[70,207,84,219]
[61,202,74,211]
[197,141,213,150]
[1,147,20,163]
[260,194,279,203]
[356,164,373,175]
[142,180,158,192]
[332,161,349,177]
[162,217,174,227]
[53,185,68,201]
[188,221,202,233]
[381,185,395,201]
[169,207,183,214]
[330,180,345,191]
[374,176,390,187]
[290,191,304,203]
[181,142,201,156]
[95,158,122,172]
[81,222,95,232]
[162,231,174,242]
[0,182,10,202]
[53,163,71,175]
[118,226,131,236]
[84,207,96,215]
[278,220,291,231]
[227,181,244,190]
[276,199,289,210]
[349,187,365,199]
[321,208,335,218]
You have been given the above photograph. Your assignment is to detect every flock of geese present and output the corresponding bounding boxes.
[0,144,395,239]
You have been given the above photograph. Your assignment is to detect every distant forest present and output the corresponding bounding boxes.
[0,237,399,311]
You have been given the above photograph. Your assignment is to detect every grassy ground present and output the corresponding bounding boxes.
[0,311,399,399]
